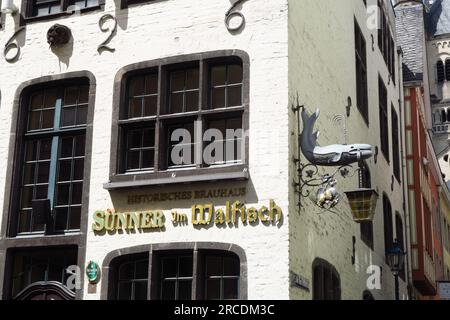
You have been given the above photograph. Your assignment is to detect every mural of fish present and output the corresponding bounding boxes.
[299,108,373,166]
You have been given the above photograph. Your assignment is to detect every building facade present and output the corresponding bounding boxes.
[0,0,409,300]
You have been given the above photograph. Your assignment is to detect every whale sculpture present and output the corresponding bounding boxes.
[300,108,373,166]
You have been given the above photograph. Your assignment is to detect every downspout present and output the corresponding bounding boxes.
[397,46,415,300]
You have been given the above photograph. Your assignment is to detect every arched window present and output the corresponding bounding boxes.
[115,255,149,300]
[442,109,447,124]
[446,108,450,123]
[363,290,375,300]
[446,59,450,81]
[312,258,341,300]
[437,60,445,82]
[383,195,394,261]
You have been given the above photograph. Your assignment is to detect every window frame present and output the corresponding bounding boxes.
[106,51,250,190]
[312,258,341,300]
[20,0,105,24]
[103,243,246,300]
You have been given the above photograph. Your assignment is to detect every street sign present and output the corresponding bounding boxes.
[438,282,450,300]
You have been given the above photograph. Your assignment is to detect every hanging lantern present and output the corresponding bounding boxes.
[344,188,379,222]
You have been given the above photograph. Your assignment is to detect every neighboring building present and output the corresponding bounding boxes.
[0,0,408,300]
[396,0,450,299]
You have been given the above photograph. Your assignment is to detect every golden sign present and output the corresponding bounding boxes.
[92,200,282,233]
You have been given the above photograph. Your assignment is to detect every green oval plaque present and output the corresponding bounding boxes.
[86,261,100,283]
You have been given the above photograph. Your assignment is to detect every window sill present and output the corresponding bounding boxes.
[20,5,104,25]
[104,165,249,190]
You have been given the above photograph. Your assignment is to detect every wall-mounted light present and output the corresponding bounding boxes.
[1,0,18,14]
[345,188,379,222]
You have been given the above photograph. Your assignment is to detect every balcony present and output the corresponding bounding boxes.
[433,124,450,134]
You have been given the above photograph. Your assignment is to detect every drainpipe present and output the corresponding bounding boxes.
[397,46,415,300]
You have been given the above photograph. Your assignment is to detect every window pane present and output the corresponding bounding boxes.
[127,151,140,170]
[76,105,88,125]
[185,91,198,112]
[223,256,239,276]
[211,66,227,86]
[145,74,158,94]
[178,280,192,300]
[118,282,132,300]
[223,279,238,300]
[58,160,72,182]
[18,211,31,233]
[71,183,83,205]
[60,137,74,158]
[135,260,149,279]
[161,281,175,300]
[28,112,40,131]
[75,135,86,157]
[162,258,177,278]
[170,93,183,114]
[73,159,84,181]
[61,107,76,127]
[128,98,142,118]
[175,257,191,278]
[170,71,185,91]
[57,184,70,205]
[78,85,89,104]
[30,92,44,110]
[35,185,48,200]
[54,208,68,231]
[206,256,222,276]
[128,130,142,149]
[44,89,58,108]
[212,88,225,109]
[227,86,242,107]
[142,129,155,148]
[23,164,36,185]
[68,207,81,230]
[141,150,154,169]
[39,139,52,161]
[143,96,157,117]
[25,141,38,161]
[21,187,33,208]
[129,76,145,97]
[134,281,148,300]
[41,109,54,129]
[186,69,199,90]
[206,279,221,300]
[37,162,50,184]
[228,64,243,84]
[64,87,79,106]
[119,263,134,280]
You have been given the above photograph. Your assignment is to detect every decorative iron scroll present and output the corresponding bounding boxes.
[98,14,117,53]
[225,0,249,32]
[4,27,25,63]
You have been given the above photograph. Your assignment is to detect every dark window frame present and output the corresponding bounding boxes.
[354,18,369,124]
[312,258,341,300]
[359,161,374,250]
[106,51,250,190]
[20,0,105,24]
[379,76,389,162]
[104,243,246,300]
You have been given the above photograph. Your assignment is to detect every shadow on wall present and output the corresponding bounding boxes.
[114,0,128,31]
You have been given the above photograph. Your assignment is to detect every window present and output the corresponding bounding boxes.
[377,1,396,82]
[108,248,243,300]
[10,247,77,298]
[395,213,405,280]
[383,195,394,261]
[392,106,400,181]
[437,60,445,83]
[15,83,89,235]
[446,59,450,81]
[355,19,368,123]
[116,257,149,300]
[23,0,100,19]
[359,162,374,250]
[108,52,249,189]
[312,258,341,300]
[204,254,240,300]
[379,77,389,161]
[160,254,193,300]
